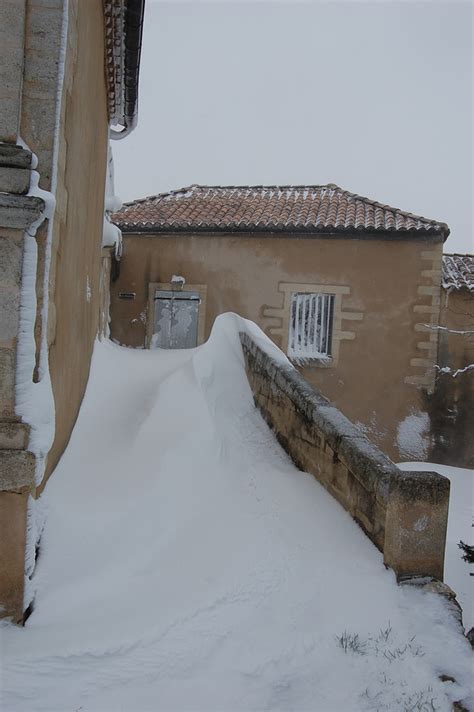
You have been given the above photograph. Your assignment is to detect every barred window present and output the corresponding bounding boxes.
[288,293,335,359]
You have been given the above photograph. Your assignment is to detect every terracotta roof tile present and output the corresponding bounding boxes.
[112,184,450,239]
[442,253,474,292]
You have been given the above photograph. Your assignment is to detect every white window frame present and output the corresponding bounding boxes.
[288,292,335,361]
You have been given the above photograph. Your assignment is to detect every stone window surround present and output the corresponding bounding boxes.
[404,249,443,394]
[146,282,208,349]
[262,282,363,368]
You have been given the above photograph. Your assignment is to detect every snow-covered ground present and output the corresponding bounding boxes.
[399,461,474,633]
[1,315,473,711]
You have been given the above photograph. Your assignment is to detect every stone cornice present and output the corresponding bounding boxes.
[0,194,45,230]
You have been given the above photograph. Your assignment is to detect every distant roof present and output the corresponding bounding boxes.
[442,253,474,292]
[112,184,449,239]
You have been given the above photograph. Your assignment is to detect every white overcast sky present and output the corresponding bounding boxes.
[113,0,473,253]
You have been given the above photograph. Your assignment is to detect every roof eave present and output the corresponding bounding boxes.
[104,0,145,140]
[113,224,447,242]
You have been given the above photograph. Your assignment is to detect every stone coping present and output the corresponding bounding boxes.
[240,331,398,503]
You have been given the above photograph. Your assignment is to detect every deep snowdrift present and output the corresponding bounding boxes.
[1,315,472,711]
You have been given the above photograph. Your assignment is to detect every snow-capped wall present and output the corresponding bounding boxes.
[240,331,451,582]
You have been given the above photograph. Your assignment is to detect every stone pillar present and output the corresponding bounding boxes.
[0,0,34,622]
[383,469,450,581]
[0,0,65,621]
[0,491,30,622]
[0,142,44,621]
[0,0,27,143]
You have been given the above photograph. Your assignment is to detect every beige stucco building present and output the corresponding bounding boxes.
[0,0,144,622]
[111,184,450,463]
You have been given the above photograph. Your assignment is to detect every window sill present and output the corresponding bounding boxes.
[288,355,334,369]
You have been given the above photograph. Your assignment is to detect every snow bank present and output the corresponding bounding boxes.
[1,314,472,711]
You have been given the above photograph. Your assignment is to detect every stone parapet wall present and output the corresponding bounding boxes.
[240,332,450,582]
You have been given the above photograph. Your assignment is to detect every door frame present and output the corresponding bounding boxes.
[147,282,208,349]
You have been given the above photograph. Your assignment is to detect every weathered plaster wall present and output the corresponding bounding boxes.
[427,288,474,467]
[240,331,450,581]
[110,232,443,460]
[43,0,109,480]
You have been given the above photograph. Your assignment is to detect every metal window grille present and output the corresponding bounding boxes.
[288,293,335,359]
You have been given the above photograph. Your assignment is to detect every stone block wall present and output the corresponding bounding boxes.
[42,0,109,479]
[240,332,450,582]
[0,142,43,622]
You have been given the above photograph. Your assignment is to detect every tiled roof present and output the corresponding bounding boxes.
[442,253,474,292]
[112,184,449,239]
[103,0,145,137]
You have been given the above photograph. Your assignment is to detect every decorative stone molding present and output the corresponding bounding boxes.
[240,331,450,582]
[405,249,443,393]
[0,144,32,169]
[0,194,44,230]
[262,281,363,367]
[0,422,29,451]
[0,450,35,491]
[0,144,32,195]
[0,143,43,231]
